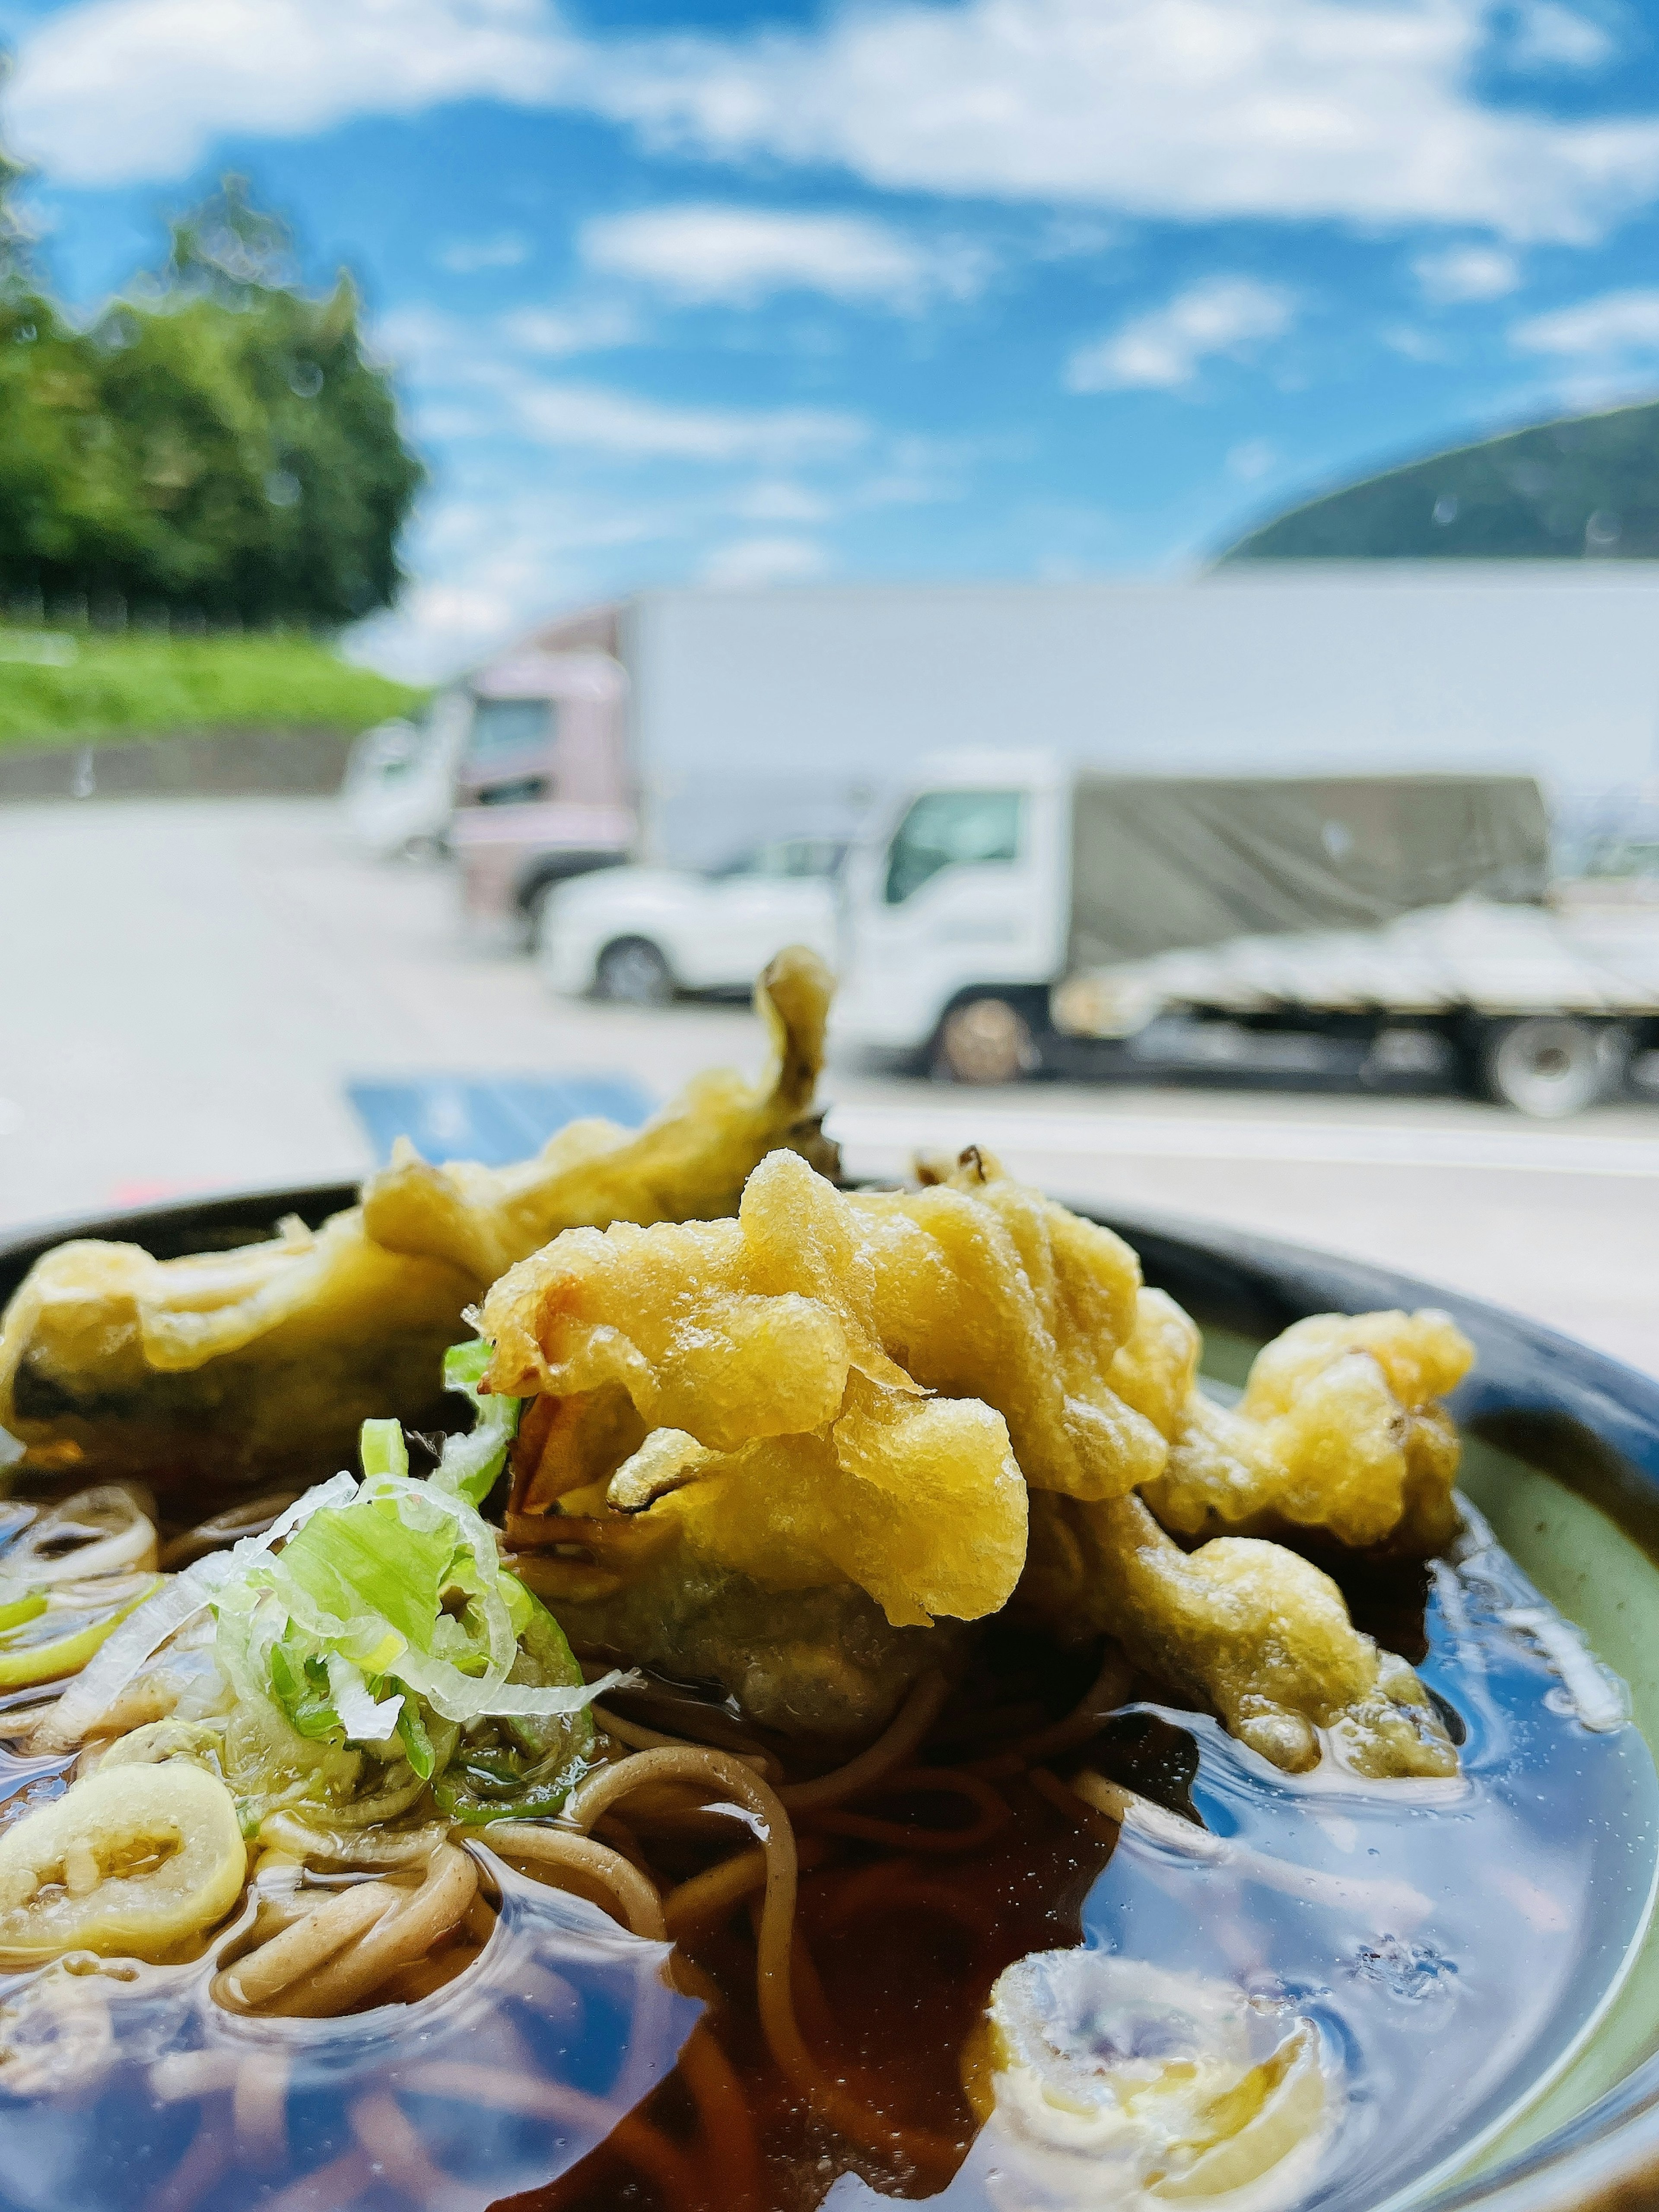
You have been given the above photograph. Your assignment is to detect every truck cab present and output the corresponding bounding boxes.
[452,648,635,936]
[830,760,1622,1109]
[831,755,1070,1080]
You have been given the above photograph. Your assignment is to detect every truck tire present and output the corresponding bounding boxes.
[594,937,675,1007]
[1478,1017,1627,1117]
[932,996,1039,1085]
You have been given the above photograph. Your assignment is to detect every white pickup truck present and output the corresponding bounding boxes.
[830,756,1659,1116]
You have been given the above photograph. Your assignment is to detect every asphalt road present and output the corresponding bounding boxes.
[5,796,1659,1375]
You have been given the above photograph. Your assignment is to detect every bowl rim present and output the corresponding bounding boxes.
[5,1180,1659,2212]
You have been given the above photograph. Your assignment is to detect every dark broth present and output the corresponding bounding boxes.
[541,1764,1119,2212]
[0,1509,1653,2212]
[501,1513,1659,2212]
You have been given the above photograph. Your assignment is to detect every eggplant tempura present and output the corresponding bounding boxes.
[0,947,836,1489]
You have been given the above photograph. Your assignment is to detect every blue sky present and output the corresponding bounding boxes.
[5,0,1659,676]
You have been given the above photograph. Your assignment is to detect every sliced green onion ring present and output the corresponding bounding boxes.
[0,1573,162,1689]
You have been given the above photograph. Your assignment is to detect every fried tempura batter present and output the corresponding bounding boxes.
[0,948,835,1488]
[1021,1491,1457,1778]
[487,1147,1467,1775]
[361,944,837,1285]
[1139,1307,1473,1555]
[490,1143,1160,1512]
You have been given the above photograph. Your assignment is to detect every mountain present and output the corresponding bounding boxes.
[1217,397,1659,563]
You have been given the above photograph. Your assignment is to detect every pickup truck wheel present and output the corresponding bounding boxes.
[1479,1017,1625,1117]
[594,937,674,1007]
[932,996,1039,1085]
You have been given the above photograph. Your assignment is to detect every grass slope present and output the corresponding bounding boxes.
[0,629,423,749]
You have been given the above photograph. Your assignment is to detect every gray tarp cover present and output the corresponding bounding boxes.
[1068,774,1549,968]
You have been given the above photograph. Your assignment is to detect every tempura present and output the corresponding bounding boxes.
[0,948,835,1488]
[488,1145,1463,1773]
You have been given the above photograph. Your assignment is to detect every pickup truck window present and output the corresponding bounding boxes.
[884,790,1024,905]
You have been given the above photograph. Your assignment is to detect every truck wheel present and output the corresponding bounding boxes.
[1479,1017,1625,1117]
[594,937,674,1007]
[932,996,1039,1085]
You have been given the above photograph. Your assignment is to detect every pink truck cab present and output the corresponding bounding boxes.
[452,636,634,933]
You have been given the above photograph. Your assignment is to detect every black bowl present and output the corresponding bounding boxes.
[4,1184,1659,2212]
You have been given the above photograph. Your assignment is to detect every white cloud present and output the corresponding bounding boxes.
[501,376,866,464]
[1067,277,1296,391]
[1226,436,1278,481]
[375,299,640,378]
[590,0,1659,243]
[9,0,577,188]
[1414,243,1522,302]
[369,302,464,372]
[1505,0,1618,72]
[497,300,642,354]
[1511,287,1659,357]
[351,483,844,674]
[13,0,1659,242]
[355,579,515,677]
[349,480,688,677]
[372,299,862,460]
[580,202,982,307]
[734,480,836,523]
[1034,214,1124,261]
[699,535,830,586]
[435,232,532,273]
[1382,321,1454,360]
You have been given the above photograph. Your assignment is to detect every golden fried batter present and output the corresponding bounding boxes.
[1020,1491,1457,1778]
[0,949,835,1488]
[600,1375,1028,1630]
[361,942,836,1283]
[489,1142,1161,1513]
[487,1147,1467,1775]
[1141,1308,1473,1554]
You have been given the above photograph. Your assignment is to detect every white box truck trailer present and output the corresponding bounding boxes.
[358,567,1659,927]
[831,756,1659,1115]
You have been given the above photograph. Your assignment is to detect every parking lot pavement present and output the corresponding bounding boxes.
[4,796,1657,1375]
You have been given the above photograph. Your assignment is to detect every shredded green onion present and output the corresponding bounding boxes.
[41,1342,605,1827]
[434,1340,521,1508]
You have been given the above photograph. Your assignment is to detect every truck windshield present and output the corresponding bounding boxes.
[884,789,1024,904]
[466,696,557,764]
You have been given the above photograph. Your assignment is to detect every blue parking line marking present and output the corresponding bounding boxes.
[346,1074,655,1168]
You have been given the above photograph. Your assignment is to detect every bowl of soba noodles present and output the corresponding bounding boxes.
[0,946,1656,2212]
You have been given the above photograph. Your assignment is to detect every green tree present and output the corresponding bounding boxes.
[0,176,424,627]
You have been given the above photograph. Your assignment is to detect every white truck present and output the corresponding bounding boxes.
[346,568,1659,924]
[830,756,1659,1116]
